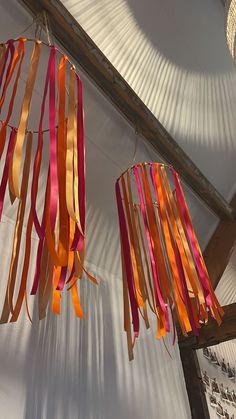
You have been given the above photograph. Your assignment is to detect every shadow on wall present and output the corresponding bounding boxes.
[22,278,136,419]
[126,0,230,73]
[68,0,236,179]
[0,216,191,419]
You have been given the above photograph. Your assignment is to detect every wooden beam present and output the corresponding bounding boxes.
[180,347,210,419]
[20,0,236,221]
[178,302,236,415]
[178,303,236,350]
[204,193,236,290]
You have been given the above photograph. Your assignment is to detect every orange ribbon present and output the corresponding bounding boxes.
[0,38,93,324]
[1,132,32,323]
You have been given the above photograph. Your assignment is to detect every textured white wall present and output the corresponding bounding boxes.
[62,0,236,203]
[0,1,235,418]
[0,1,192,418]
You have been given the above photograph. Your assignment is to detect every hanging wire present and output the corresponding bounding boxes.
[132,125,140,163]
[42,10,53,46]
[35,14,43,40]
[14,10,53,46]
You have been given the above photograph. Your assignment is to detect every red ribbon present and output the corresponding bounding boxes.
[0,128,16,220]
[0,40,14,105]
[30,170,50,295]
[31,47,55,239]
[134,165,169,331]
[115,179,139,336]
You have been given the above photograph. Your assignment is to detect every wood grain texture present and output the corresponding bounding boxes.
[180,347,210,419]
[204,193,236,289]
[178,303,236,349]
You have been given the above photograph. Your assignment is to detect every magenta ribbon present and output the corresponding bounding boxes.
[71,75,85,252]
[0,128,16,220]
[30,171,50,295]
[134,165,170,333]
[4,41,25,125]
[0,42,10,90]
[48,46,58,233]
[0,40,14,111]
[116,179,139,336]
[31,47,55,239]
[56,266,68,291]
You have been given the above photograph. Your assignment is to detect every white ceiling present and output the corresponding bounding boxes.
[0,4,233,419]
[0,0,221,272]
[62,0,236,201]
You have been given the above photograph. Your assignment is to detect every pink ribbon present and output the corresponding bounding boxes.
[0,42,10,90]
[56,266,68,291]
[30,171,50,295]
[0,128,16,220]
[0,40,14,110]
[31,47,55,239]
[116,179,139,336]
[49,46,58,233]
[134,165,169,333]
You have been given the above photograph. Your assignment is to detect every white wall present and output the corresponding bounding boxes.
[62,0,236,203]
[0,1,193,418]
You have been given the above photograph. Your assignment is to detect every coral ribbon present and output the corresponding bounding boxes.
[0,128,16,220]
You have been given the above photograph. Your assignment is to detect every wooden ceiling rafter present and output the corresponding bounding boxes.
[179,302,236,419]
[204,192,236,290]
[178,302,236,350]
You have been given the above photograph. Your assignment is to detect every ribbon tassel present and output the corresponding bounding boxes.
[0,38,94,324]
[116,162,223,359]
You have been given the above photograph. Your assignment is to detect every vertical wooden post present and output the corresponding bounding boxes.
[180,347,210,419]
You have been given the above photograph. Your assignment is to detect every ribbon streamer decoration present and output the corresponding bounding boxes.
[116,162,224,360]
[0,38,96,323]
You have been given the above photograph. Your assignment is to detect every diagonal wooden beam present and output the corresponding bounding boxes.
[179,195,236,419]
[19,0,236,221]
[204,192,236,290]
[180,347,210,419]
[178,302,236,350]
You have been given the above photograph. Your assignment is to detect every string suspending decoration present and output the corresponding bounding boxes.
[116,162,224,360]
[0,37,97,324]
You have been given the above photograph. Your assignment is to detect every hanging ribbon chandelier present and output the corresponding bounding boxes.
[116,162,224,360]
[0,37,96,323]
